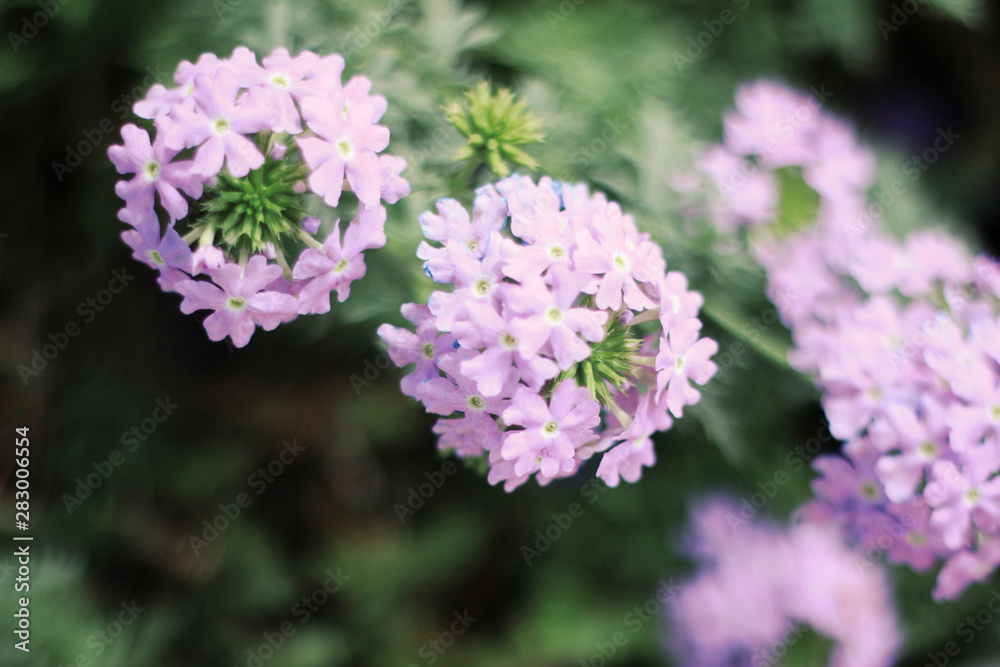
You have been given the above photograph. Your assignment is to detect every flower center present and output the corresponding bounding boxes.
[546,307,562,324]
[675,356,686,371]
[918,441,937,460]
[467,239,479,252]
[468,396,485,410]
[963,488,981,507]
[860,482,880,500]
[149,250,165,266]
[422,342,436,358]
[333,258,349,274]
[613,254,628,272]
[337,139,353,159]
[197,147,308,255]
[228,297,246,310]
[990,404,1000,423]
[501,332,518,349]
[473,277,492,296]
[669,294,682,314]
[144,160,161,180]
[213,118,231,135]
[549,245,566,260]
[270,73,289,89]
[906,533,927,546]
[542,420,559,436]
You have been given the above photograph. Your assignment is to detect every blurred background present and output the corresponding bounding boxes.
[1,0,999,664]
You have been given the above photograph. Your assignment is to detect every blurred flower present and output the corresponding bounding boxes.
[692,80,1000,601]
[444,81,545,178]
[109,47,410,347]
[668,498,900,667]
[380,176,717,490]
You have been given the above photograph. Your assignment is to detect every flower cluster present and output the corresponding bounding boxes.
[109,47,409,346]
[378,176,717,491]
[691,80,1000,600]
[668,498,899,667]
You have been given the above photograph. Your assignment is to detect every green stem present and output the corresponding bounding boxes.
[700,298,791,369]
[629,308,660,325]
[297,228,326,251]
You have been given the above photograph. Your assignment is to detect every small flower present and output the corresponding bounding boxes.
[500,379,600,479]
[109,124,203,222]
[176,256,297,347]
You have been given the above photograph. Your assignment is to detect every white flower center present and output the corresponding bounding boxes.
[270,73,290,89]
[336,139,353,159]
[143,160,161,181]
[213,118,231,135]
[546,307,562,324]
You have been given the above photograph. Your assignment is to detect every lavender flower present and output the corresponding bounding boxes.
[668,498,900,667]
[690,79,1000,600]
[109,47,410,347]
[380,176,717,490]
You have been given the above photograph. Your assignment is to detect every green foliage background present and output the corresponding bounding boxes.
[1,0,999,665]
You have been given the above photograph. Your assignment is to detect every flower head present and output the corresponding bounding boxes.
[380,176,716,490]
[108,47,409,346]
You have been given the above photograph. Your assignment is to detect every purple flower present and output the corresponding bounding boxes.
[161,68,273,177]
[505,273,608,370]
[109,124,203,221]
[176,255,297,347]
[293,206,386,313]
[499,379,600,479]
[669,498,900,667]
[573,213,660,311]
[655,319,718,417]
[297,89,390,207]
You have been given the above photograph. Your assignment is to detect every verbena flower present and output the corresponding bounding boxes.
[379,176,717,491]
[690,80,1000,600]
[109,47,410,347]
[668,498,900,667]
